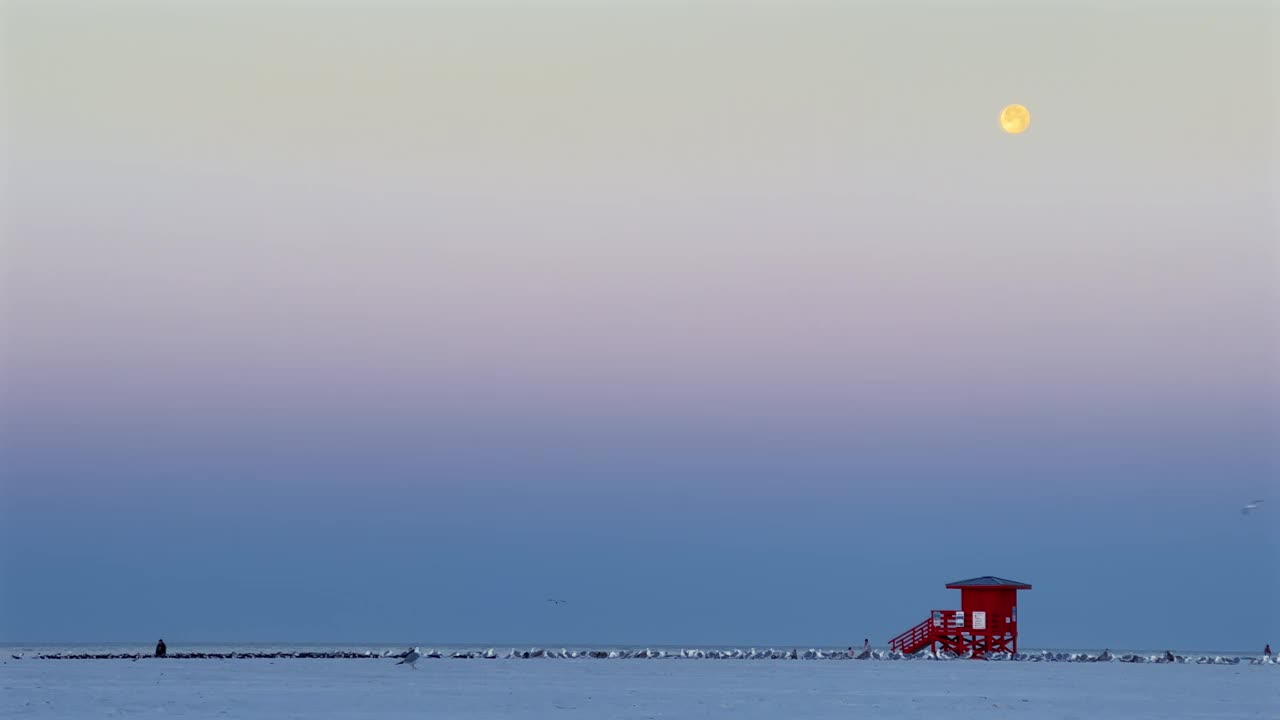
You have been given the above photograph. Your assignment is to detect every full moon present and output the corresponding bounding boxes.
[999,104,1031,134]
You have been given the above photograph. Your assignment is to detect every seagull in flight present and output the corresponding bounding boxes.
[547,598,567,606]
[397,647,421,668]
[1242,499,1263,515]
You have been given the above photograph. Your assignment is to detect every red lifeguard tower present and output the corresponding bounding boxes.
[888,576,1031,658]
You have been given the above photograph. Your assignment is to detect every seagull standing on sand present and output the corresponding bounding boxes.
[397,647,421,668]
[1242,499,1263,515]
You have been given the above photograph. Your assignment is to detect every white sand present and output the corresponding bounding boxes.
[3,657,1275,719]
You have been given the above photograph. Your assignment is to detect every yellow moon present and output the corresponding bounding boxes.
[999,104,1031,134]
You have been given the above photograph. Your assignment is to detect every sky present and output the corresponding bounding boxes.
[0,0,1277,651]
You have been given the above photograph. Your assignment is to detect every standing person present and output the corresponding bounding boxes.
[1265,644,1272,659]
[856,638,872,659]
[155,639,167,657]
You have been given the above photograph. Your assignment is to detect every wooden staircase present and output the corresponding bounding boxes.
[888,616,935,655]
[889,610,968,655]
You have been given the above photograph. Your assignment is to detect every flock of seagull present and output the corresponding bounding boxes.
[396,598,570,668]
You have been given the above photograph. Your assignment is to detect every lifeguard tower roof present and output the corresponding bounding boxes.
[945,576,1032,589]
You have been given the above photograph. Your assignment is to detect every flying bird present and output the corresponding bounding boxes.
[397,647,421,668]
[547,598,567,606]
[1242,499,1264,515]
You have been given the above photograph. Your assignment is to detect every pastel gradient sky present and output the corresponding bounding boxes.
[1,0,1276,650]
